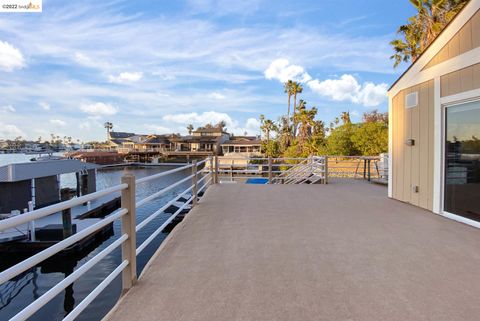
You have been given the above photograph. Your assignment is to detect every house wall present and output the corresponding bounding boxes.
[424,9,480,69]
[441,63,480,96]
[392,80,435,210]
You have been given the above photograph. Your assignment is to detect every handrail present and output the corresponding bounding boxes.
[2,156,214,321]
[0,184,128,232]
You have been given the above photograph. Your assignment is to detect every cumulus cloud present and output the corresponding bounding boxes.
[80,102,118,116]
[208,92,226,100]
[39,102,51,111]
[0,105,15,113]
[265,59,388,107]
[108,72,143,84]
[162,111,260,135]
[264,59,311,83]
[0,122,25,138]
[50,119,67,127]
[144,124,173,134]
[307,74,387,107]
[0,41,25,72]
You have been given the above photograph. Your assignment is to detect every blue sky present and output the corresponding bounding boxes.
[0,0,415,142]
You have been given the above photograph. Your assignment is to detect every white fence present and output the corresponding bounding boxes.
[0,158,213,321]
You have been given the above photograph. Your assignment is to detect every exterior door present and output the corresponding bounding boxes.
[444,100,480,222]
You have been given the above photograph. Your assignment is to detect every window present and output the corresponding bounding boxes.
[444,100,480,221]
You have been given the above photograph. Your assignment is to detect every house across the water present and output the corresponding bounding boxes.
[388,0,480,228]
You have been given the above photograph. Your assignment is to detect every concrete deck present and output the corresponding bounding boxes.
[105,180,480,321]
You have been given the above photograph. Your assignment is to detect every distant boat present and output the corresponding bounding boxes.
[30,155,64,162]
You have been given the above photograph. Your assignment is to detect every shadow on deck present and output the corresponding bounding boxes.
[105,180,480,321]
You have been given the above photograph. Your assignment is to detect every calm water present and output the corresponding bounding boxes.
[0,154,197,321]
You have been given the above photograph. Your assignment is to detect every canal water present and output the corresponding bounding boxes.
[0,154,197,321]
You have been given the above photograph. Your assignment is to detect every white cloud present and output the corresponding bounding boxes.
[0,105,15,113]
[308,74,387,107]
[80,102,118,116]
[108,72,143,84]
[0,122,25,138]
[144,124,173,134]
[39,102,51,110]
[49,119,67,127]
[208,92,226,100]
[162,111,260,135]
[0,41,25,72]
[264,59,311,83]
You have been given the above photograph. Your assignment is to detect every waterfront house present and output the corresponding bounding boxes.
[221,136,262,155]
[388,0,480,227]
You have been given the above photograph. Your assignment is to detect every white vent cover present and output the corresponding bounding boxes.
[405,92,418,108]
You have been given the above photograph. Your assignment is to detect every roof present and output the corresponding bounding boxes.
[0,159,99,182]
[193,127,226,133]
[388,1,472,92]
[109,131,135,139]
[144,135,170,144]
[222,136,262,145]
[170,136,220,143]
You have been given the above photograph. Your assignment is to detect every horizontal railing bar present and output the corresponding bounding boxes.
[136,163,193,184]
[11,234,129,321]
[136,195,194,255]
[198,178,211,193]
[137,173,195,208]
[195,159,208,166]
[0,209,127,285]
[196,172,211,185]
[0,184,128,232]
[136,184,194,232]
[62,260,129,321]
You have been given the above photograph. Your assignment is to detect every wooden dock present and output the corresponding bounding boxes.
[104,180,480,321]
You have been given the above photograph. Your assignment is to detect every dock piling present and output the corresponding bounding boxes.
[121,174,137,292]
[209,157,214,186]
[268,157,273,184]
[214,156,219,184]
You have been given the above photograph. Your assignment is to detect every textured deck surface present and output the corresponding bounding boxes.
[105,180,480,321]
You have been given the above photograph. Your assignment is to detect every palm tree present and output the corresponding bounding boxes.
[284,80,294,128]
[187,124,194,135]
[104,122,113,141]
[260,115,277,144]
[290,81,303,137]
[294,103,318,145]
[341,111,351,125]
[391,0,468,67]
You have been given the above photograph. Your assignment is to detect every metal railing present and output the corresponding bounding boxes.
[210,156,328,184]
[0,157,213,321]
[327,154,388,181]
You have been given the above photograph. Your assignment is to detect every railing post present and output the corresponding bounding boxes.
[268,156,273,184]
[28,201,36,241]
[209,156,214,186]
[324,156,329,184]
[192,160,198,207]
[121,174,137,292]
[214,155,219,184]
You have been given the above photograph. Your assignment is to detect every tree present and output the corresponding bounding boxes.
[351,122,388,155]
[187,124,194,135]
[325,123,360,156]
[340,111,351,125]
[294,102,317,145]
[290,81,303,137]
[284,80,294,129]
[363,110,388,124]
[104,122,113,141]
[390,0,468,67]
[215,120,227,131]
[259,115,278,144]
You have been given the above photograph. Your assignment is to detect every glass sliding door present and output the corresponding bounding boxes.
[444,100,480,222]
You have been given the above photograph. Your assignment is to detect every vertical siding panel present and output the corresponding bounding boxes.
[392,95,399,200]
[427,80,435,211]
[411,85,420,206]
[397,91,405,202]
[437,45,449,65]
[459,20,473,54]
[472,10,480,48]
[441,73,449,97]
[403,88,412,203]
[459,66,474,92]
[448,33,460,59]
[473,63,480,89]
[448,70,461,96]
[419,82,429,209]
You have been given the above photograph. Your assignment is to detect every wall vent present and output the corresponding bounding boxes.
[405,92,418,108]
